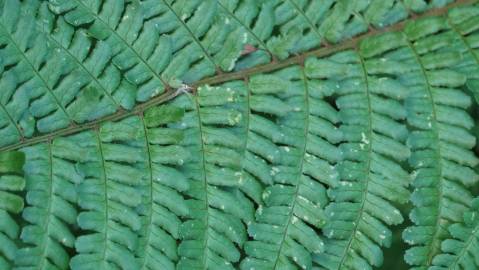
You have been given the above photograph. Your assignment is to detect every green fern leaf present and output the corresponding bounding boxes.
[15,142,79,269]
[430,197,479,269]
[399,16,479,269]
[136,105,190,270]
[0,151,24,269]
[447,4,479,105]
[0,0,458,150]
[240,66,337,270]
[47,0,173,95]
[0,0,136,146]
[69,119,147,270]
[1,1,479,270]
[168,84,255,270]
[308,35,411,269]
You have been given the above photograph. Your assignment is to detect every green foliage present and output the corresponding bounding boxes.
[309,46,411,270]
[430,197,479,269]
[0,0,458,148]
[173,84,252,269]
[240,67,331,270]
[0,151,24,268]
[399,16,479,269]
[15,143,78,269]
[1,1,479,270]
[448,5,479,105]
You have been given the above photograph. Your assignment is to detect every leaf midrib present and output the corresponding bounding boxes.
[216,1,272,56]
[286,0,325,42]
[138,114,156,270]
[271,64,311,270]
[96,129,112,268]
[405,34,446,267]
[0,0,475,153]
[336,51,375,270]
[449,222,479,268]
[192,94,212,269]
[36,141,55,269]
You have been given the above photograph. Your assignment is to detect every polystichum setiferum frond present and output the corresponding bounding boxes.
[1,0,479,270]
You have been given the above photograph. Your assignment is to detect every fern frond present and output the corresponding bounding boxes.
[47,0,173,98]
[47,0,250,86]
[0,0,138,146]
[136,105,190,270]
[220,0,453,66]
[430,197,479,269]
[1,1,478,270]
[447,4,479,104]
[0,151,25,268]
[239,66,337,270]
[167,83,255,270]
[308,41,411,269]
[47,0,429,80]
[0,0,74,141]
[400,17,479,268]
[0,0,463,151]
[14,142,79,269]
[70,119,146,270]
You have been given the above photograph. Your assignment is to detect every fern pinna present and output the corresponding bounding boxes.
[0,151,24,269]
[1,0,479,270]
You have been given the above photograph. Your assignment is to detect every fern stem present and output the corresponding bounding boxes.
[0,89,180,152]
[194,0,478,87]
